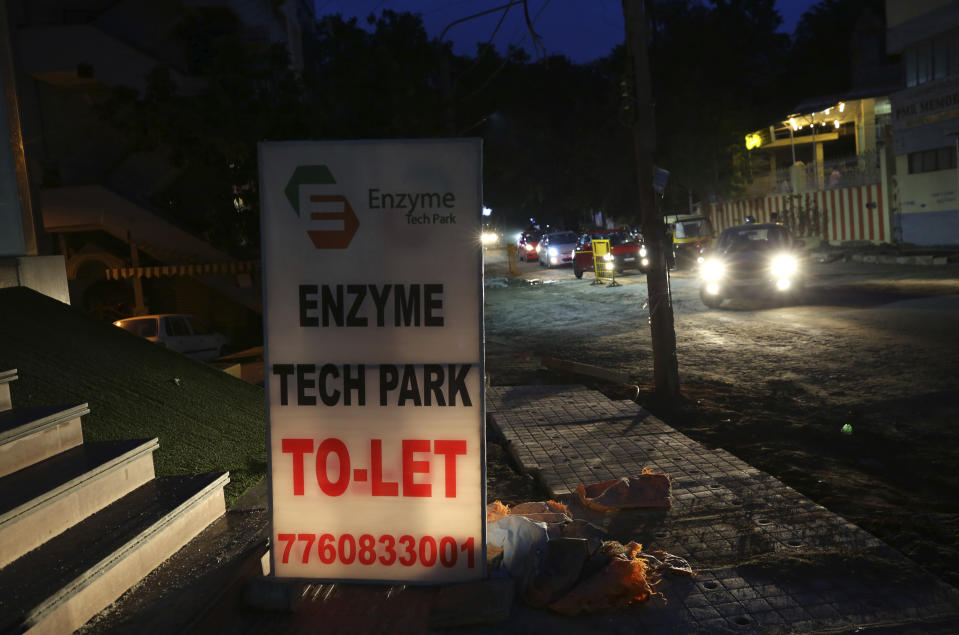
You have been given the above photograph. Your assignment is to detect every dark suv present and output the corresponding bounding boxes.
[699,223,804,308]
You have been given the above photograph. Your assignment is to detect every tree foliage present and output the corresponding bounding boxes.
[93,1,869,250]
[647,0,790,211]
[786,0,887,102]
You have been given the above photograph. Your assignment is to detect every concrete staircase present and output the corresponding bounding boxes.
[0,369,229,633]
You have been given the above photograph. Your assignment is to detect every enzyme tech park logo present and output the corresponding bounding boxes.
[284,165,359,249]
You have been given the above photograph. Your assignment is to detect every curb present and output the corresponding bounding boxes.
[808,251,955,266]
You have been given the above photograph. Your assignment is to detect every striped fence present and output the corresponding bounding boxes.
[707,183,890,245]
[105,260,260,281]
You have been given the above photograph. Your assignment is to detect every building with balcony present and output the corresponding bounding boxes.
[728,90,895,246]
[713,1,959,248]
[2,0,314,343]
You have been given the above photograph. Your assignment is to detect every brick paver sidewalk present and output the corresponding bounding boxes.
[486,385,959,633]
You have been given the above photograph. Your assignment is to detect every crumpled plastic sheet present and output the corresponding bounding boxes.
[486,515,549,589]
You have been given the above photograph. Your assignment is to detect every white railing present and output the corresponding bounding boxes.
[743,152,881,198]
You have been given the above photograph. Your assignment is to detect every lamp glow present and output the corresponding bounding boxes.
[770,254,798,277]
[701,259,725,281]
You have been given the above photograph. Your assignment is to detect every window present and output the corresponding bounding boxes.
[906,30,959,87]
[165,317,191,337]
[917,41,933,85]
[119,318,157,338]
[187,317,212,335]
[907,147,957,173]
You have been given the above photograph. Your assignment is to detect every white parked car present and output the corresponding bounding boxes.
[537,230,579,268]
[113,314,228,361]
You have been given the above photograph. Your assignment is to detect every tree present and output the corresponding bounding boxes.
[644,0,790,209]
[306,11,448,140]
[786,0,887,103]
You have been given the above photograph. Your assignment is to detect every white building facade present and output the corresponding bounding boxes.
[887,0,959,245]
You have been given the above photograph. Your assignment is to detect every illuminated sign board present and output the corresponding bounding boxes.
[258,139,485,583]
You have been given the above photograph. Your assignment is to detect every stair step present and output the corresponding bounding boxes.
[0,472,229,634]
[0,369,15,411]
[0,438,158,568]
[0,403,88,478]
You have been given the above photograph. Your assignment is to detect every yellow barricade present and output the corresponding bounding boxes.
[591,239,620,287]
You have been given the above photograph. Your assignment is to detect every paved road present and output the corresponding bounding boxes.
[484,248,959,400]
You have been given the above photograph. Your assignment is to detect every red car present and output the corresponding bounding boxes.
[572,230,649,279]
[516,230,544,262]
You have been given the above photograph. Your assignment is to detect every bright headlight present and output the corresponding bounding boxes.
[481,232,498,245]
[548,247,558,256]
[639,247,648,257]
[603,253,614,262]
[770,254,798,277]
[701,259,725,281]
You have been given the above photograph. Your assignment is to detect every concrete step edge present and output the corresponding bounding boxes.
[0,403,89,446]
[22,472,230,634]
[0,437,159,527]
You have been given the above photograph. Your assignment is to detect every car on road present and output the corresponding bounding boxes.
[481,223,502,248]
[113,314,228,361]
[537,230,579,268]
[572,230,649,279]
[698,222,805,308]
[516,230,544,262]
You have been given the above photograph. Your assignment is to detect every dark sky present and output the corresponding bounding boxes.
[313,0,821,65]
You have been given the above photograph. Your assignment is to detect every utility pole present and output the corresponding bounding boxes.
[623,0,680,399]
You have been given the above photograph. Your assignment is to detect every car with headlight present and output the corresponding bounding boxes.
[699,222,804,308]
[516,230,544,262]
[481,224,502,248]
[571,230,649,279]
[113,314,228,361]
[537,230,579,268]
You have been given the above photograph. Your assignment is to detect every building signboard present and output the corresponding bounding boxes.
[258,139,485,583]
[891,76,959,155]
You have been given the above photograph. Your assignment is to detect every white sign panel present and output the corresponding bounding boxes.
[258,139,485,583]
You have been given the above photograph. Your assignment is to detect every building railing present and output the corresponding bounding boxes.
[742,151,882,198]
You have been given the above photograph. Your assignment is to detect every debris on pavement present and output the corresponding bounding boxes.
[508,500,572,524]
[548,541,696,615]
[523,537,589,608]
[547,541,655,615]
[487,500,510,522]
[486,499,695,617]
[576,468,672,511]
[486,499,571,524]
[487,515,549,590]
